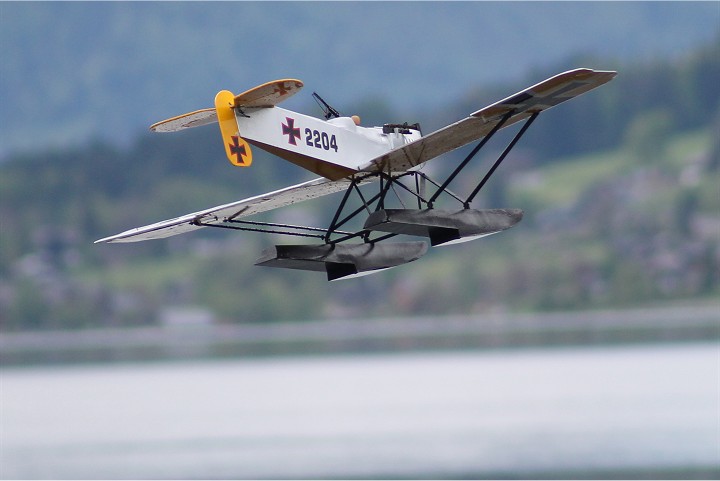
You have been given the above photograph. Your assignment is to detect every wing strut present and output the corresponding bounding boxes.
[427,110,514,208]
[324,183,392,244]
[423,109,538,209]
[324,180,358,242]
[194,218,352,239]
[464,111,539,207]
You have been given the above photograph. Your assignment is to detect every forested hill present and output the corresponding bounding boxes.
[1,41,718,330]
[1,2,718,155]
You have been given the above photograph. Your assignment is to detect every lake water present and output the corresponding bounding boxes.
[1,343,719,479]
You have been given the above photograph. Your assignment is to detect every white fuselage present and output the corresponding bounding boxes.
[235,106,421,174]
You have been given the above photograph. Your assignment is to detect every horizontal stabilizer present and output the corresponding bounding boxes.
[233,79,303,108]
[148,79,303,133]
[150,108,217,133]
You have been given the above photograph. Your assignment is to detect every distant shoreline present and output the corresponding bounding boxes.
[2,304,718,367]
[364,465,720,481]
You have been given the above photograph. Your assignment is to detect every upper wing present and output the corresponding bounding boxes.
[95,176,358,243]
[362,68,616,173]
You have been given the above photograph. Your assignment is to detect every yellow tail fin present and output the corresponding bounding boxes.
[215,90,253,167]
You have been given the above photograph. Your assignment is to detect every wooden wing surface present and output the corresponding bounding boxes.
[363,69,616,173]
[95,176,355,243]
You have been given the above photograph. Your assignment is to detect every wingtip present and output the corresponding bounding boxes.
[95,231,130,244]
[591,68,618,80]
[596,69,618,78]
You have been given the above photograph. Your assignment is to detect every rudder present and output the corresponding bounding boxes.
[215,90,253,167]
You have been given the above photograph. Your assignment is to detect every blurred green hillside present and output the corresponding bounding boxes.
[1,40,718,331]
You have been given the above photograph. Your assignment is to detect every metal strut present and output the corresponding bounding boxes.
[196,218,351,239]
[464,112,539,206]
[427,110,514,208]
[324,171,423,245]
[325,180,357,242]
[323,175,392,243]
[415,171,465,205]
[377,171,398,212]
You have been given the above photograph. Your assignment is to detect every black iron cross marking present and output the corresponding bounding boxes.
[274,83,290,97]
[282,117,301,145]
[229,135,247,164]
[501,81,587,112]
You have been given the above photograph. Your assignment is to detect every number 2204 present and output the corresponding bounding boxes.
[305,129,338,152]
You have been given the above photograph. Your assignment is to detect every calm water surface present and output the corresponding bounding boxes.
[1,343,719,479]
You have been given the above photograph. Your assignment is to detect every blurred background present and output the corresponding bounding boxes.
[1,2,718,479]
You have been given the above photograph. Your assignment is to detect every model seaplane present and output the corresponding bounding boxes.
[96,69,616,280]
